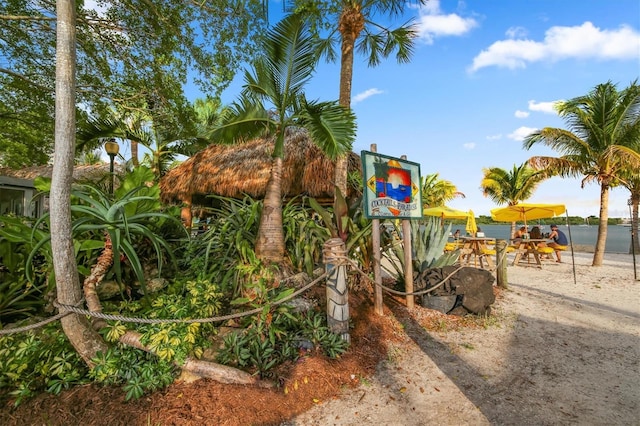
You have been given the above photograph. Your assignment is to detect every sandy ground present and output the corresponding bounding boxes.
[287,251,640,426]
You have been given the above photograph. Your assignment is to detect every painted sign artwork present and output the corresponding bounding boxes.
[361,151,422,219]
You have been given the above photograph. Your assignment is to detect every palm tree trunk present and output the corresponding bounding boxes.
[53,0,108,366]
[630,192,640,254]
[255,156,285,263]
[131,139,139,167]
[592,185,609,266]
[334,7,362,198]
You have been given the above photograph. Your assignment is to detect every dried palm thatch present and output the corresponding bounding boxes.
[0,163,124,182]
[159,130,362,207]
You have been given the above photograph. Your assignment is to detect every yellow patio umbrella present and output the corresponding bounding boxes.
[423,205,469,220]
[490,203,566,227]
[491,202,575,284]
[466,209,478,235]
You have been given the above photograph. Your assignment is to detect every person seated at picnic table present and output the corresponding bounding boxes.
[530,226,553,259]
[529,226,544,241]
[548,224,569,263]
[512,226,528,242]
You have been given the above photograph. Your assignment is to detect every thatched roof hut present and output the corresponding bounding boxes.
[0,163,122,181]
[159,130,362,211]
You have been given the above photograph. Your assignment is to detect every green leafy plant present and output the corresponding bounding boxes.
[216,301,348,378]
[283,197,329,276]
[308,188,373,268]
[0,324,89,406]
[27,169,185,299]
[382,216,459,286]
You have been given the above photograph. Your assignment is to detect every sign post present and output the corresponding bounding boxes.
[361,150,422,311]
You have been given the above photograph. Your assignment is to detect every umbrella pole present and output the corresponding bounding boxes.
[565,212,576,285]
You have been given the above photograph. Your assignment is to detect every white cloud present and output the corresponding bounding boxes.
[528,100,561,114]
[463,142,476,149]
[515,110,529,118]
[486,134,502,141]
[508,126,538,141]
[469,22,640,72]
[352,88,384,104]
[506,26,528,39]
[416,0,479,44]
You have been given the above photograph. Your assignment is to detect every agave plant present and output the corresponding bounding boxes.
[382,216,459,286]
[27,167,184,298]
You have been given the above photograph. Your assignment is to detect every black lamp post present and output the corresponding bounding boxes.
[105,140,119,195]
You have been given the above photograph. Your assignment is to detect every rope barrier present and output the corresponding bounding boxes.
[1,243,509,336]
[0,272,328,334]
[0,298,85,335]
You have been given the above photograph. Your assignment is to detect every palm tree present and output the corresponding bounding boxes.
[294,0,426,197]
[480,163,547,238]
[523,81,640,266]
[619,147,640,255]
[420,173,465,208]
[212,14,357,264]
[77,97,224,180]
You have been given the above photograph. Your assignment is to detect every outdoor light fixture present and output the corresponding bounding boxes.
[105,140,119,194]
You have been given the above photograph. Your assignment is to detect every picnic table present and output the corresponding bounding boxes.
[459,236,495,270]
[511,238,553,268]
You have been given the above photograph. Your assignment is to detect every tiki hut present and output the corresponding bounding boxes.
[159,130,362,226]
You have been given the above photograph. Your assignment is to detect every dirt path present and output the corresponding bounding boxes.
[287,252,640,425]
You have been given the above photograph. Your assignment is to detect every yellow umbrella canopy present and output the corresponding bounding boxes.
[490,203,566,226]
[466,209,478,235]
[423,206,469,220]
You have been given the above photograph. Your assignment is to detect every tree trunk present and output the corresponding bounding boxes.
[53,0,107,365]
[255,156,285,263]
[592,185,609,266]
[629,192,640,254]
[334,6,362,199]
[131,139,139,167]
[119,331,268,386]
[83,236,114,331]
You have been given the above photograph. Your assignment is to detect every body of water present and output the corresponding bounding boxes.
[460,224,634,254]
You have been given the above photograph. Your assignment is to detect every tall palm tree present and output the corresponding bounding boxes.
[523,81,640,266]
[480,163,547,238]
[212,14,357,264]
[292,0,426,197]
[420,172,465,208]
[619,144,640,255]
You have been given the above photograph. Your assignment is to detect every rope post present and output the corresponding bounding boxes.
[400,155,414,309]
[371,144,384,315]
[496,239,508,289]
[323,238,350,343]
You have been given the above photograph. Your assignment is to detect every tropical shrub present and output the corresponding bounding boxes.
[215,303,349,378]
[0,323,90,406]
[0,215,52,322]
[382,216,459,287]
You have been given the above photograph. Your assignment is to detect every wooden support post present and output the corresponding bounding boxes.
[401,155,414,309]
[323,238,350,342]
[371,144,384,316]
[496,239,508,289]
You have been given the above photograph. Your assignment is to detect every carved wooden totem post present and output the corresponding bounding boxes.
[323,238,350,342]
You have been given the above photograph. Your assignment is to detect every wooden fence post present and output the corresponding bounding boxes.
[400,155,414,309]
[496,239,508,289]
[371,144,384,316]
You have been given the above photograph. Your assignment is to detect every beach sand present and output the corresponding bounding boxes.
[289,251,640,425]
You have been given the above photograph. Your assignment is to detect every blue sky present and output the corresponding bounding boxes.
[207,0,639,219]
